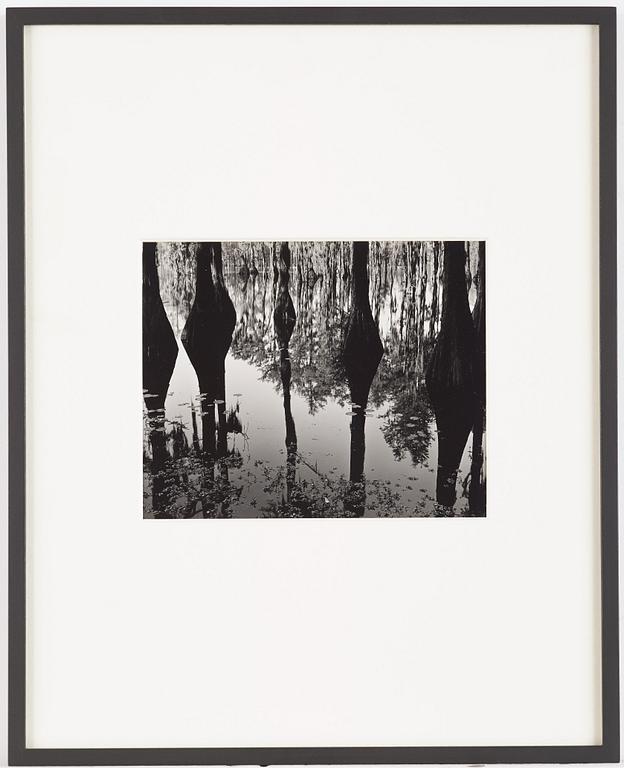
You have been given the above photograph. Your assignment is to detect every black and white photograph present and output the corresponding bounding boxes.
[143,240,486,518]
[10,7,617,766]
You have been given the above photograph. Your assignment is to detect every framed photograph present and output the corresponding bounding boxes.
[7,5,618,766]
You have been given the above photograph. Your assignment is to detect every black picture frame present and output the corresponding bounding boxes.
[7,6,618,766]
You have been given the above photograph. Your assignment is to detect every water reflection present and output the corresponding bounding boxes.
[143,240,486,518]
[342,242,384,516]
[426,241,476,509]
[142,242,178,518]
[182,242,235,451]
[181,242,238,518]
[273,242,298,510]
[469,240,486,516]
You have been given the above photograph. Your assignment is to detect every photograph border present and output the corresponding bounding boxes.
[7,6,618,765]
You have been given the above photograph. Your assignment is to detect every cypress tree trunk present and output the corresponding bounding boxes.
[426,241,476,507]
[142,241,178,413]
[342,242,384,516]
[182,242,236,455]
[273,242,298,507]
[142,242,178,518]
[469,241,486,515]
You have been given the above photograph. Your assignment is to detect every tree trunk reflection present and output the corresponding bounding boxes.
[469,241,486,515]
[273,242,298,507]
[143,242,178,518]
[182,242,237,517]
[342,242,384,516]
[426,241,476,508]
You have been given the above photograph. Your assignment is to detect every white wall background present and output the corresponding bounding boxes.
[0,1,621,767]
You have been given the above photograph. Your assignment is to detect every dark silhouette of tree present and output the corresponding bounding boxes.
[342,242,384,516]
[469,241,486,515]
[181,242,236,454]
[142,242,179,518]
[426,241,476,507]
[273,242,298,508]
[143,242,178,413]
[181,243,237,518]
